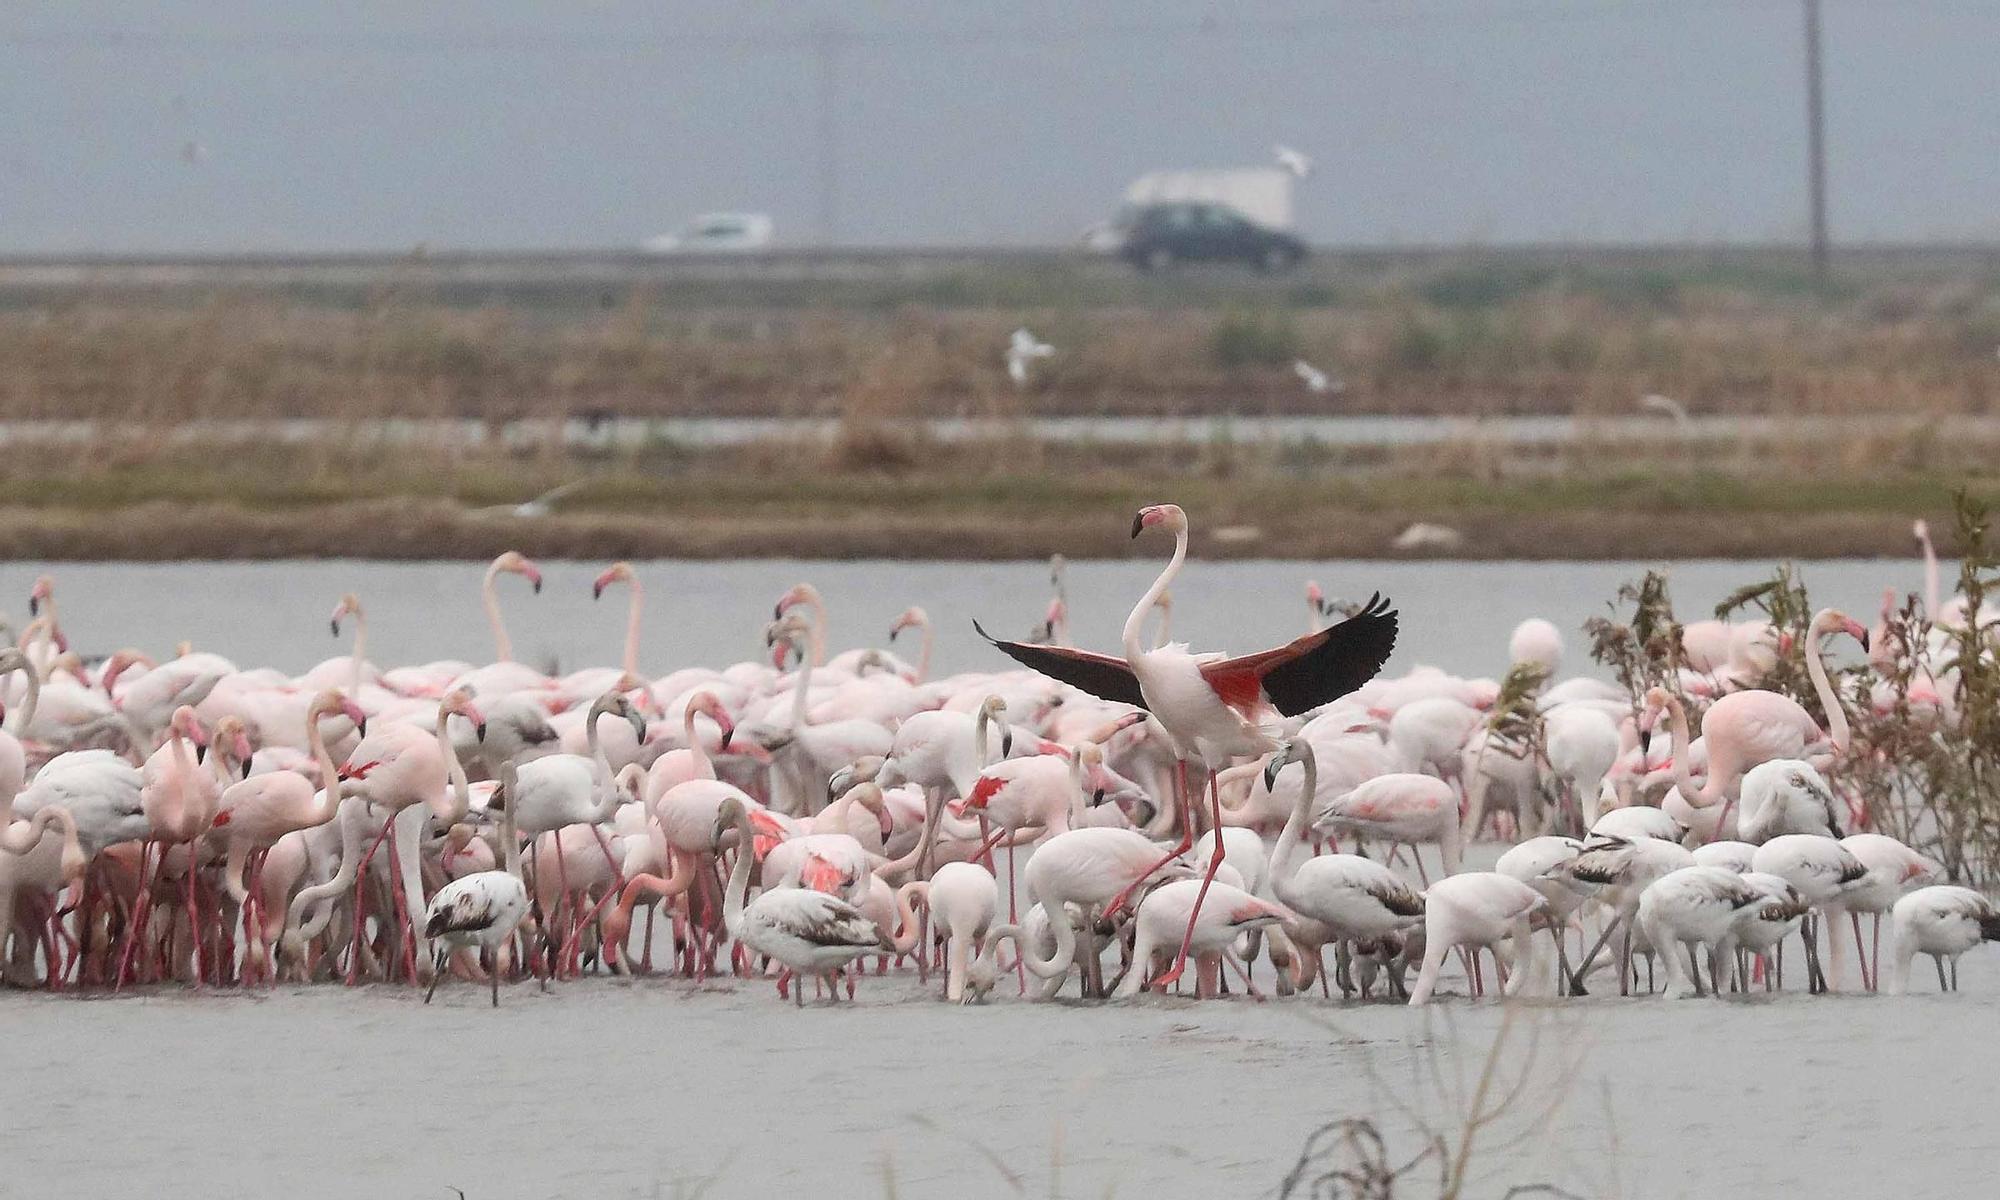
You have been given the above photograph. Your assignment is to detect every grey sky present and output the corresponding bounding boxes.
[4,1,1997,252]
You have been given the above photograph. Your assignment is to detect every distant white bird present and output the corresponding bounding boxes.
[1638,393,1689,426]
[1390,522,1464,552]
[473,480,586,519]
[1005,328,1055,388]
[1292,359,1341,394]
[1273,144,1313,179]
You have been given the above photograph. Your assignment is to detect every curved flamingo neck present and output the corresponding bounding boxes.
[722,811,755,940]
[1123,525,1187,662]
[889,880,927,954]
[914,617,933,682]
[803,595,827,666]
[585,702,620,822]
[683,704,714,780]
[305,707,343,827]
[1919,528,1940,618]
[619,580,643,676]
[432,708,470,824]
[1662,695,1721,808]
[1805,618,1851,752]
[786,646,814,732]
[1267,751,1317,901]
[2,655,39,735]
[482,562,514,663]
[0,803,76,856]
[349,609,368,694]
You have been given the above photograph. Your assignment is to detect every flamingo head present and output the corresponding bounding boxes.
[888,606,927,641]
[826,757,884,804]
[1305,580,1325,610]
[711,796,748,851]
[329,593,361,638]
[849,780,894,841]
[170,706,210,758]
[1130,503,1187,539]
[100,648,156,695]
[592,561,634,600]
[492,551,542,594]
[312,688,370,738]
[690,692,734,750]
[439,687,485,741]
[592,689,648,745]
[27,575,52,617]
[1262,739,1310,792]
[772,582,820,621]
[212,716,255,779]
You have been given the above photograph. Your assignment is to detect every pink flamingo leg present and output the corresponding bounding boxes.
[1151,767,1222,992]
[114,843,157,990]
[184,850,207,988]
[1104,759,1195,920]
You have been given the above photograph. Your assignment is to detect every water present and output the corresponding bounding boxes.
[0,556,1928,679]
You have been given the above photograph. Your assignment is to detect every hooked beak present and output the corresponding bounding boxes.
[27,597,39,617]
[717,720,734,751]
[626,708,648,744]
[195,742,208,765]
[1000,729,1014,757]
[475,721,488,743]
[1263,756,1283,792]
[329,619,341,638]
[242,759,253,780]
[531,577,542,594]
[1129,512,1145,539]
[593,582,605,600]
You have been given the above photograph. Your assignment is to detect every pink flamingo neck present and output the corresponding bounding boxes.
[1804,612,1852,753]
[481,560,514,663]
[618,577,643,676]
[1123,523,1188,662]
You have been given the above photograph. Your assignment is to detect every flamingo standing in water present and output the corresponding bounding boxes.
[1406,872,1545,1005]
[978,502,1397,988]
[713,795,887,1005]
[424,758,530,1006]
[1884,885,2000,994]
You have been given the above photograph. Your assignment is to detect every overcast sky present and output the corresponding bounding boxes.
[4,1,1996,252]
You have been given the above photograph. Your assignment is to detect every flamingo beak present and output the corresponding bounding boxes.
[717,717,734,751]
[242,758,253,780]
[593,582,605,600]
[1263,756,1283,792]
[330,618,341,637]
[1129,512,1145,539]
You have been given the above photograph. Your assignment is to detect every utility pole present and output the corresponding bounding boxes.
[813,20,844,247]
[1803,0,1828,277]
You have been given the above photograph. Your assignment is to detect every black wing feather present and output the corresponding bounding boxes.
[1258,593,1399,717]
[972,619,1149,710]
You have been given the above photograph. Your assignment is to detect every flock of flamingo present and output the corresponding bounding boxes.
[0,509,1991,1007]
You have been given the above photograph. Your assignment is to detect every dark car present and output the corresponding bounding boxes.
[1116,202,1307,272]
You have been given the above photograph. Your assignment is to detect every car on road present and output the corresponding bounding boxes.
[641,212,774,254]
[1112,202,1306,272]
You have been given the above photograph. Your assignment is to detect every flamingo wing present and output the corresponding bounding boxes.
[972,620,1146,709]
[1198,593,1398,718]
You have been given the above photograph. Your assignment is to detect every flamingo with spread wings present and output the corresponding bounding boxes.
[977,502,1397,987]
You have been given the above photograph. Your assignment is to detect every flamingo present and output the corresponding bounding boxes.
[1644,608,1864,814]
[423,759,530,1006]
[1838,833,1943,992]
[1014,825,1194,998]
[1884,885,2000,994]
[1634,865,1768,998]
[1750,833,1870,993]
[1406,873,1545,1005]
[888,606,934,682]
[896,861,998,1001]
[0,647,40,812]
[1736,759,1843,843]
[1560,833,1696,995]
[450,552,550,698]
[712,795,887,1005]
[1262,740,1426,997]
[301,593,379,694]
[210,691,368,969]
[1719,871,1811,992]
[1315,773,1463,880]
[977,502,1396,987]
[1113,878,1289,998]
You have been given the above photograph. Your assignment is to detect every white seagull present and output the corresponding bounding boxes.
[1292,359,1340,394]
[1005,328,1055,388]
[1638,393,1690,426]
[1273,144,1313,179]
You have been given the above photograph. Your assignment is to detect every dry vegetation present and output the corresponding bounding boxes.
[4,248,2000,423]
[3,247,1998,558]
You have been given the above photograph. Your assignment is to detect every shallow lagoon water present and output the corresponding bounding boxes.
[0,555,1968,1197]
